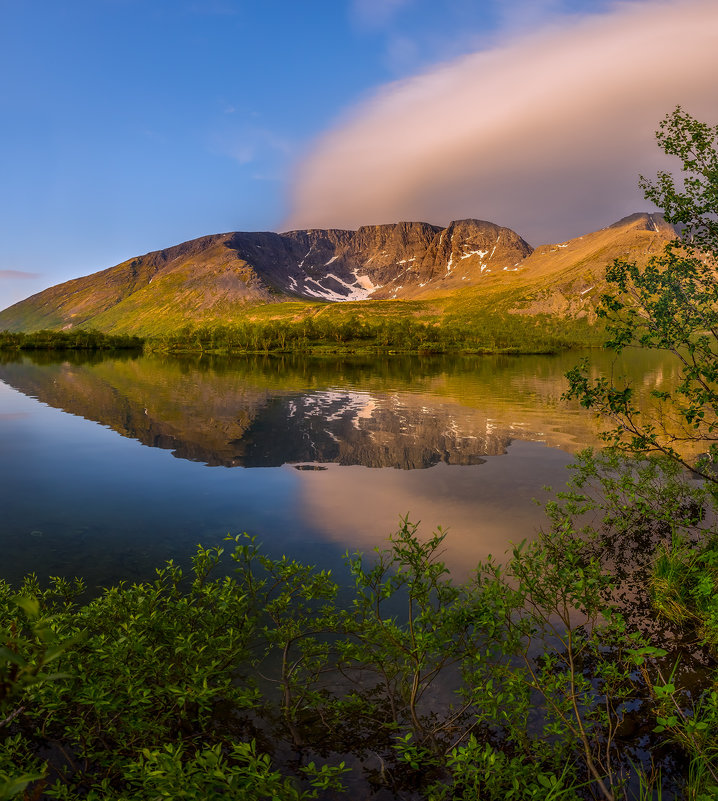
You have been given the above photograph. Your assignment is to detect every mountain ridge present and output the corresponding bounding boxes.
[0,213,674,335]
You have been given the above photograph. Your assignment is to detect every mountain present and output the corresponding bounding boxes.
[502,212,675,320]
[0,213,674,335]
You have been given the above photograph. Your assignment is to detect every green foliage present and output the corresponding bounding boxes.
[2,501,718,799]
[338,523,487,750]
[565,107,718,799]
[143,308,599,356]
[0,329,143,351]
[651,535,718,646]
[0,734,44,801]
[0,587,76,800]
[0,513,685,800]
[565,107,718,483]
[641,107,718,251]
[428,736,582,801]
[0,595,69,712]
[0,546,351,800]
[36,550,258,762]
[117,741,348,801]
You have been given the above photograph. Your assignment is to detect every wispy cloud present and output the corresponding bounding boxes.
[286,0,718,244]
[211,125,294,167]
[351,0,415,29]
[492,0,570,34]
[383,34,421,74]
[0,270,41,280]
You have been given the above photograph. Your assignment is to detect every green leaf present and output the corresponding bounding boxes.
[12,596,39,620]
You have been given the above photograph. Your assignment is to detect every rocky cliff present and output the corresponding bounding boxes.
[0,213,675,335]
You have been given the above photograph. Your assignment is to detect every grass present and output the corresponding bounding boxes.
[650,536,718,648]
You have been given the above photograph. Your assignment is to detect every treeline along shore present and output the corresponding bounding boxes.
[0,330,144,351]
[0,312,603,356]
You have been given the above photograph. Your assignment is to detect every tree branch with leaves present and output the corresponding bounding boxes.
[566,107,718,485]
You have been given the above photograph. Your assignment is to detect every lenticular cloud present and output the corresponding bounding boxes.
[285,0,718,245]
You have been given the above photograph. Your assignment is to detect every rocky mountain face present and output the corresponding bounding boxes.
[0,219,532,331]
[268,218,532,301]
[0,213,675,334]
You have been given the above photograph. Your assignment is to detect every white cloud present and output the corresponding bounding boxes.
[286,0,718,244]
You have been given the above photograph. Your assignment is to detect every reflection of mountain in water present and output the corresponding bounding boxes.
[0,355,512,468]
[0,349,680,468]
[231,391,497,468]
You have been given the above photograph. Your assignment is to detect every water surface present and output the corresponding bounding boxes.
[0,350,679,587]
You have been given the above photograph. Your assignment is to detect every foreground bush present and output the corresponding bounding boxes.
[2,491,718,800]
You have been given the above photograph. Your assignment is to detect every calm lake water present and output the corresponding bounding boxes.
[0,349,681,589]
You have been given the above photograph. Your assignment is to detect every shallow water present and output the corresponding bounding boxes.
[0,349,680,588]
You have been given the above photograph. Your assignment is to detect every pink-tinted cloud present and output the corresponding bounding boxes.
[285,0,718,245]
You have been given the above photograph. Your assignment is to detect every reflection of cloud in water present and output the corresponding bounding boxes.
[293,440,574,579]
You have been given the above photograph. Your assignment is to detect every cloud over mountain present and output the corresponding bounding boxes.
[285,0,718,244]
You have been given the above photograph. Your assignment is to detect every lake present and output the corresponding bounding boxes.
[0,348,680,590]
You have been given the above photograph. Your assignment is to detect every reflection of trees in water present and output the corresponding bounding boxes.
[0,350,677,469]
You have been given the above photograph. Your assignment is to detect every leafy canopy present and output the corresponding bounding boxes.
[566,107,718,483]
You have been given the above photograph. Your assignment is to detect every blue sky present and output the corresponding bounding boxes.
[1,0,715,309]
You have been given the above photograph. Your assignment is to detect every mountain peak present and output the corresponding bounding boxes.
[0,214,676,335]
[608,212,676,235]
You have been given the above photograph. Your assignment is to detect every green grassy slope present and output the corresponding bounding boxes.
[0,214,674,346]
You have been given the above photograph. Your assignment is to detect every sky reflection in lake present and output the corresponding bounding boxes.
[0,351,677,587]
